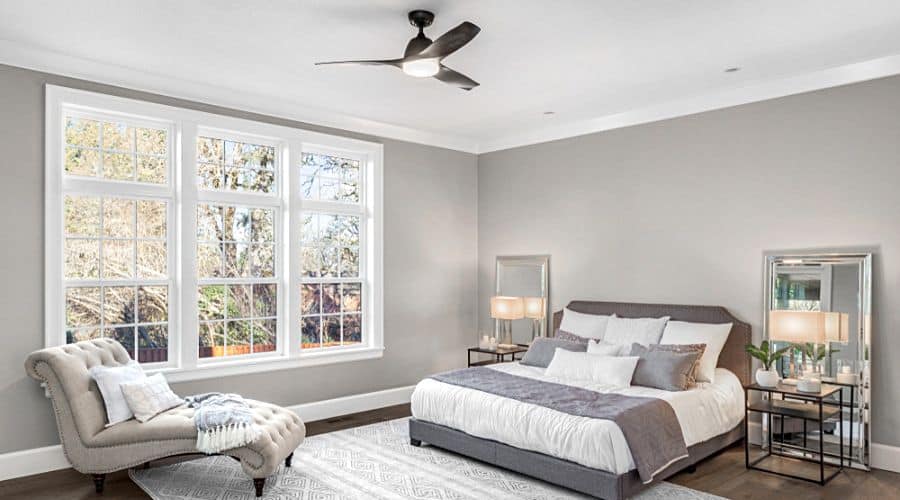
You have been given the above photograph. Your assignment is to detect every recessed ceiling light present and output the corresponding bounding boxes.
[543,111,556,115]
[725,67,741,73]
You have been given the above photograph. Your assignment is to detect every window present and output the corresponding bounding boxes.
[46,86,383,381]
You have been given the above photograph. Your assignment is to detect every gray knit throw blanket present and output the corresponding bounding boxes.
[185,393,261,454]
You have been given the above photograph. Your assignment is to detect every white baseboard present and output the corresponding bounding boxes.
[0,385,416,482]
[287,385,416,423]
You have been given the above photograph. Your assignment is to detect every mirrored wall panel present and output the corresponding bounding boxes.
[494,255,549,345]
[764,252,872,470]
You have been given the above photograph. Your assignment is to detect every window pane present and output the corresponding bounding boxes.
[103,152,134,181]
[301,247,320,277]
[343,313,362,345]
[300,152,360,204]
[223,243,248,278]
[102,240,135,279]
[137,200,166,238]
[65,239,100,278]
[251,244,275,277]
[66,287,101,327]
[340,246,359,278]
[322,283,340,314]
[197,204,223,241]
[228,285,253,319]
[67,328,100,343]
[137,156,166,184]
[137,286,167,323]
[198,285,225,321]
[198,243,223,277]
[301,284,320,315]
[224,206,251,242]
[199,321,224,359]
[323,316,341,346]
[137,241,166,278]
[136,127,167,155]
[320,247,339,277]
[102,122,135,151]
[341,283,361,313]
[65,196,101,237]
[65,147,100,177]
[138,325,168,363]
[301,316,320,348]
[253,284,277,317]
[104,286,135,325]
[251,208,274,242]
[226,320,251,355]
[253,319,277,353]
[197,136,276,194]
[107,326,135,359]
[66,117,100,148]
[103,198,135,238]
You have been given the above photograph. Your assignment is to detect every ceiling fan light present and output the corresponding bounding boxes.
[402,58,440,77]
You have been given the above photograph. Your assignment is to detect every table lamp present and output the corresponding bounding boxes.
[523,297,546,342]
[491,296,524,348]
[768,310,827,390]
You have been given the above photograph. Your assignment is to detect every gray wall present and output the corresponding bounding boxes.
[478,75,900,446]
[0,64,478,453]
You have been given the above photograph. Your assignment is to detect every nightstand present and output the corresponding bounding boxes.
[467,345,528,367]
[745,382,845,485]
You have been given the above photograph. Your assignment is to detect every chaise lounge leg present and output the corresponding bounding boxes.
[92,474,106,494]
[285,452,293,468]
[410,438,422,447]
[253,478,266,497]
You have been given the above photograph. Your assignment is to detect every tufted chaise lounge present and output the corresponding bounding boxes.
[25,338,306,497]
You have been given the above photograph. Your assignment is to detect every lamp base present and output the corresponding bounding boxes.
[498,343,518,349]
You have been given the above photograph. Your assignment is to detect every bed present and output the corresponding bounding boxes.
[409,301,751,499]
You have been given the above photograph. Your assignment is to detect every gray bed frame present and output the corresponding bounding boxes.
[409,300,751,499]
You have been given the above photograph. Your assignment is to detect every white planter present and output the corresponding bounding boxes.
[755,368,780,387]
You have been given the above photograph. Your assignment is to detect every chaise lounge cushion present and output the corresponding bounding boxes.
[25,338,305,478]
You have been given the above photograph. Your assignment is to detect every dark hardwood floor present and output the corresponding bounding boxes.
[1,403,896,499]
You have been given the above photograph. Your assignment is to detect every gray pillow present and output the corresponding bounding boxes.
[629,343,704,392]
[520,338,588,368]
[555,330,590,344]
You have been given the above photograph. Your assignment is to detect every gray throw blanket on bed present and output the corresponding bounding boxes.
[185,393,260,454]
[430,367,688,484]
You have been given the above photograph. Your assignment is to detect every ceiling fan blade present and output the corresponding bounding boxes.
[416,21,480,59]
[433,65,479,91]
[315,59,403,67]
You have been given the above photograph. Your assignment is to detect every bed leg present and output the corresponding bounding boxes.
[91,474,106,494]
[410,438,422,447]
[285,452,293,468]
[685,464,697,474]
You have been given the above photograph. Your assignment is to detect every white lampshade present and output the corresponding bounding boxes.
[824,311,850,343]
[491,296,524,320]
[768,310,827,344]
[523,297,545,319]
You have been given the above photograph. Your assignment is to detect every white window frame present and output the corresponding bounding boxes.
[45,85,384,382]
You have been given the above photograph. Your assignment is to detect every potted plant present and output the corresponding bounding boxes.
[745,340,790,387]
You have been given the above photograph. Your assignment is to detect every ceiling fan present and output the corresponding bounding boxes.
[315,10,481,91]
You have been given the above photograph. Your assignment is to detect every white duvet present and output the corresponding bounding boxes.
[411,363,744,475]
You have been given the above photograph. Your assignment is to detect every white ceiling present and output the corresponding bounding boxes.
[2,0,900,152]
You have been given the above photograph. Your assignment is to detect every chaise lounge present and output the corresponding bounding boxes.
[25,338,306,497]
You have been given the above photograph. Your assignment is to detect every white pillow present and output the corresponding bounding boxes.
[558,308,614,340]
[586,340,625,356]
[120,373,183,423]
[660,320,732,383]
[545,348,639,388]
[603,316,670,347]
[90,361,145,426]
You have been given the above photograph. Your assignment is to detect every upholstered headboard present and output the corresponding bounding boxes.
[552,301,751,385]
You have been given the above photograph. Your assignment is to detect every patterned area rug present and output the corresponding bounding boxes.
[130,417,726,499]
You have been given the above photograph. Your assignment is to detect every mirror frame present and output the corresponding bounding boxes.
[763,251,872,470]
[494,255,550,341]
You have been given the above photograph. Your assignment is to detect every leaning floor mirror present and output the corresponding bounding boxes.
[763,252,872,470]
[493,255,550,346]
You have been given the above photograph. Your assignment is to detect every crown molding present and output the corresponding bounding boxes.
[3,40,900,155]
[0,40,480,154]
[478,53,900,153]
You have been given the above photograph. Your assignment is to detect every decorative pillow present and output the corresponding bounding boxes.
[659,321,732,383]
[520,337,587,368]
[558,309,615,340]
[545,348,639,387]
[650,343,707,386]
[629,343,706,391]
[586,340,625,356]
[603,316,670,347]
[555,330,590,344]
[90,361,146,426]
[120,373,183,423]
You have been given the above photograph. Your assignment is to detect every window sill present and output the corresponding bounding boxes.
[154,346,384,383]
